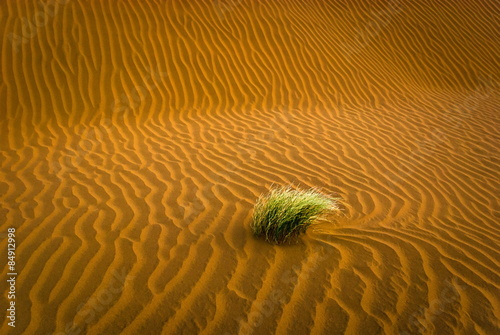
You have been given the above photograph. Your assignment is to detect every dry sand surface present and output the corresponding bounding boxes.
[1,0,499,334]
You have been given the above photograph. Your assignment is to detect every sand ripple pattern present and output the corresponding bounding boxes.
[1,0,499,334]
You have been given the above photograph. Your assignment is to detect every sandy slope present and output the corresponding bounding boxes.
[0,0,499,334]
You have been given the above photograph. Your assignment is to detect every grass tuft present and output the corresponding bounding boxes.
[251,185,340,244]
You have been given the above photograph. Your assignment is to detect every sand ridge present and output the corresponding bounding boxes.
[1,0,499,334]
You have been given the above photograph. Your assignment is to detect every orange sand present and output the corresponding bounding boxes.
[0,0,499,334]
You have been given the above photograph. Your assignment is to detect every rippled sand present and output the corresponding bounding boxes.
[0,0,499,334]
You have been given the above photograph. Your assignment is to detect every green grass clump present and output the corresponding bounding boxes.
[251,185,340,244]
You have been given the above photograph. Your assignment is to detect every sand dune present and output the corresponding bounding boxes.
[1,0,499,334]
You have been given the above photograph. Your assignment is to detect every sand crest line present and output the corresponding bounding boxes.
[385,75,499,190]
[182,108,297,226]
[1,0,498,333]
[48,67,167,178]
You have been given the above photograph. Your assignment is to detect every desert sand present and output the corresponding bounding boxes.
[0,0,499,334]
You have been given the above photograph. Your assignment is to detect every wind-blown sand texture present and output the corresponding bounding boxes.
[1,0,499,334]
